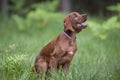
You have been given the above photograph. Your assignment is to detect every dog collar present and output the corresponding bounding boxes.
[63,32,76,42]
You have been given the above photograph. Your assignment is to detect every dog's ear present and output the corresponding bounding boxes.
[64,12,80,27]
[64,15,70,28]
[64,15,73,33]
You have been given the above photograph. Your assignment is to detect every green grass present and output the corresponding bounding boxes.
[0,15,120,80]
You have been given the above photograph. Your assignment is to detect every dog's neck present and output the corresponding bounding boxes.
[63,32,76,42]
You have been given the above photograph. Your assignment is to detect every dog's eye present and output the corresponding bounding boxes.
[71,16,78,22]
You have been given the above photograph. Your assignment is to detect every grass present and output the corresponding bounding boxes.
[0,14,120,80]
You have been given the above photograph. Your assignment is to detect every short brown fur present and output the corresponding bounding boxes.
[32,12,87,76]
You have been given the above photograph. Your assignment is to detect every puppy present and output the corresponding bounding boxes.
[32,12,87,76]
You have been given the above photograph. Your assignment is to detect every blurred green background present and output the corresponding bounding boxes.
[0,0,120,80]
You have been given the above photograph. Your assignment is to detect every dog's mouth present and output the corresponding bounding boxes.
[76,22,87,29]
[76,14,87,29]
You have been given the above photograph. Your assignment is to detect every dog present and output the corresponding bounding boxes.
[32,12,87,76]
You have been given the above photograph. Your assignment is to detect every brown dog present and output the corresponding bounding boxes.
[32,12,87,76]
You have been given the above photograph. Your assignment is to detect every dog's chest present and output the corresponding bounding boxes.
[57,46,76,64]
[62,46,77,57]
[54,43,77,59]
[61,41,77,53]
[52,37,77,61]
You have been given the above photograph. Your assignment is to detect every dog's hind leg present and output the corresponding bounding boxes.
[35,59,48,77]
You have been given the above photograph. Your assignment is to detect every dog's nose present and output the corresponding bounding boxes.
[82,14,87,18]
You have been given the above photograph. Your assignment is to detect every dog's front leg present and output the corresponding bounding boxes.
[49,57,58,72]
[62,63,70,75]
[60,53,73,75]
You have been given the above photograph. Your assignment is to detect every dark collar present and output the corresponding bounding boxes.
[63,32,76,42]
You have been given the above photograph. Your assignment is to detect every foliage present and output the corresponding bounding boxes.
[88,3,120,39]
[26,9,63,29]
[31,0,59,12]
[107,3,120,20]
[11,10,63,31]
[107,3,120,13]
[9,0,59,16]
[0,2,120,80]
[10,0,27,15]
[0,18,120,79]
[12,15,26,30]
[72,0,120,15]
[8,0,61,31]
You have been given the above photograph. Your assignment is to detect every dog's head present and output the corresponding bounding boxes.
[64,12,87,33]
